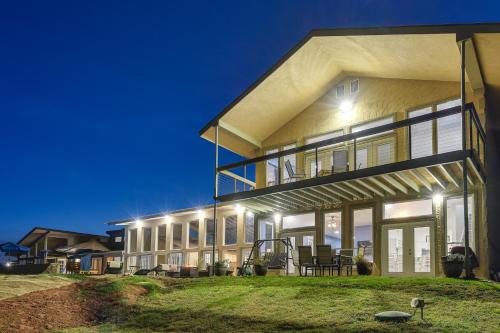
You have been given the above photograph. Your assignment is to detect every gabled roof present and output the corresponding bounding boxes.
[199,23,500,157]
[17,227,108,247]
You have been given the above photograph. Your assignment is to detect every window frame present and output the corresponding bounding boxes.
[224,214,238,246]
[171,223,183,250]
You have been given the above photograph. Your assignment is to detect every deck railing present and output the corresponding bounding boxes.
[217,103,485,197]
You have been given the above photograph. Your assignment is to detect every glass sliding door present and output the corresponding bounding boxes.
[259,217,274,255]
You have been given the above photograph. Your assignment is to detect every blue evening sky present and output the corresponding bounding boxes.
[1,1,499,242]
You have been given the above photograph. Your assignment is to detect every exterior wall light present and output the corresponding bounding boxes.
[135,219,143,227]
[246,211,254,218]
[197,210,205,219]
[236,204,245,214]
[340,100,353,114]
[164,215,172,223]
[433,193,444,205]
[274,214,282,223]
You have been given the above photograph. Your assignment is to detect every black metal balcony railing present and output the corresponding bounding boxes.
[217,103,485,197]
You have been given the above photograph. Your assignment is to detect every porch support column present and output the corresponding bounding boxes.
[212,123,219,275]
[460,38,471,279]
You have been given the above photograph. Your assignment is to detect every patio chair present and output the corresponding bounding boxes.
[332,150,349,174]
[339,249,354,276]
[284,160,306,182]
[316,244,338,276]
[298,246,317,277]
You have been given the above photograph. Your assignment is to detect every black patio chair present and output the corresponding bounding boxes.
[298,246,317,277]
[316,244,338,276]
[339,249,354,276]
[284,160,306,182]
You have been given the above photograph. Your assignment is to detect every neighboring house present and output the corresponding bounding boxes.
[112,24,500,279]
[16,227,124,274]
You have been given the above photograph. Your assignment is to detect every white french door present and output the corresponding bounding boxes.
[281,231,315,275]
[381,221,435,276]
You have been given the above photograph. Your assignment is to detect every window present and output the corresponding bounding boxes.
[140,254,153,269]
[351,116,393,140]
[203,251,218,268]
[305,130,344,152]
[142,227,152,252]
[409,107,433,159]
[156,254,166,265]
[157,225,166,250]
[437,99,462,153]
[114,236,122,243]
[127,255,137,268]
[245,213,255,243]
[446,196,474,252]
[353,208,373,262]
[168,252,183,269]
[383,199,433,219]
[189,220,199,248]
[224,215,237,245]
[185,252,199,266]
[350,79,359,94]
[282,213,315,230]
[324,211,341,248]
[129,229,138,252]
[355,148,368,169]
[259,218,274,255]
[336,84,345,97]
[241,248,252,263]
[282,143,296,183]
[376,143,392,165]
[310,160,320,178]
[171,223,182,250]
[266,148,279,186]
[205,218,215,246]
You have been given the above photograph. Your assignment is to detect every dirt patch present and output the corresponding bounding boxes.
[0,278,143,333]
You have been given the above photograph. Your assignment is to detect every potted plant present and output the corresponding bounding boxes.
[354,255,373,275]
[214,259,230,276]
[441,254,464,278]
[253,257,270,276]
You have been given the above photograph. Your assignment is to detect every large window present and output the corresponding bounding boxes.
[409,107,433,159]
[157,225,166,251]
[129,229,138,252]
[189,220,199,248]
[185,252,199,267]
[266,148,279,186]
[376,143,393,165]
[351,116,393,140]
[168,252,183,269]
[171,223,182,250]
[224,215,237,245]
[282,213,315,230]
[140,254,152,269]
[324,211,342,249]
[305,130,344,152]
[245,213,255,243]
[142,227,152,252]
[205,218,215,247]
[437,99,462,154]
[383,199,433,220]
[353,208,373,262]
[446,196,474,252]
[259,218,274,254]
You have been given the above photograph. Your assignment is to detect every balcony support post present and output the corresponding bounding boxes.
[460,38,471,279]
[212,123,219,275]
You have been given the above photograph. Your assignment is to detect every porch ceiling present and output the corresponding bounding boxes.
[200,25,500,157]
[235,161,481,214]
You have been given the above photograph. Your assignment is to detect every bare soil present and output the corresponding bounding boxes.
[0,278,145,333]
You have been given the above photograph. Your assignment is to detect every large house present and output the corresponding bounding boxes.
[113,24,500,279]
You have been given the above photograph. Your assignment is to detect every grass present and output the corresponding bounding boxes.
[0,273,77,300]
[59,275,500,333]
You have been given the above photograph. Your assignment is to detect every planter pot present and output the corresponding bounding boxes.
[253,264,268,276]
[356,262,373,275]
[441,257,463,278]
[214,266,227,276]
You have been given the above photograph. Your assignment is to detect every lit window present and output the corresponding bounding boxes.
[224,215,237,245]
[383,199,433,219]
[171,224,182,250]
[245,213,255,243]
[336,84,345,97]
[189,220,199,248]
[350,79,359,94]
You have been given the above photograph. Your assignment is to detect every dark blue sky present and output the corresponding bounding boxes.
[1,1,499,242]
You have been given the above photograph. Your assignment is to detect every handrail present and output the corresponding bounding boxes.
[219,104,475,172]
[468,104,486,142]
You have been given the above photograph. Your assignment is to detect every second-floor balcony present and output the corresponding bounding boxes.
[216,103,485,208]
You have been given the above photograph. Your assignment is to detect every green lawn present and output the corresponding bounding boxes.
[63,275,499,333]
